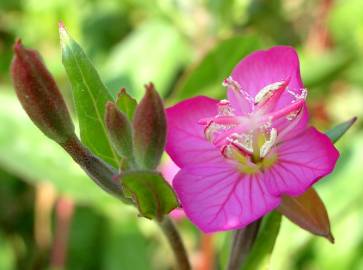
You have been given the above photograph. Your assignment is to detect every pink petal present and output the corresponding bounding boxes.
[159,157,185,220]
[166,96,221,168]
[159,157,180,184]
[173,161,281,233]
[230,46,304,111]
[264,127,339,197]
[169,208,185,220]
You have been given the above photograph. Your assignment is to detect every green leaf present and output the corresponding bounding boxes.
[101,216,153,270]
[242,212,282,270]
[59,24,119,167]
[301,50,354,89]
[0,232,14,270]
[325,117,357,143]
[172,35,261,100]
[121,171,178,220]
[116,88,137,121]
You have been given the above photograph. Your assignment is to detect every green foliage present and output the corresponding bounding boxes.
[301,50,354,89]
[173,35,261,100]
[104,20,190,99]
[121,171,179,220]
[60,25,120,167]
[0,232,14,270]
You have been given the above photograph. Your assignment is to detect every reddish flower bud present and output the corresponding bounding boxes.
[105,101,134,165]
[11,39,74,143]
[133,83,166,169]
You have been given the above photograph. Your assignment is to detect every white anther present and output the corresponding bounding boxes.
[254,81,285,104]
[222,76,240,90]
[205,121,236,142]
[286,111,299,120]
[223,76,254,104]
[288,88,308,102]
[217,99,234,116]
[227,132,253,153]
[262,119,272,129]
[260,128,277,157]
[219,99,229,105]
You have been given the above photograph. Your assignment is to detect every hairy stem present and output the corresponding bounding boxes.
[226,220,261,270]
[60,136,190,269]
[60,135,130,203]
[159,217,191,270]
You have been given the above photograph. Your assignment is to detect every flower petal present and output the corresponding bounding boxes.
[166,96,221,167]
[274,104,309,142]
[173,162,281,233]
[230,46,304,111]
[264,127,339,197]
[159,157,185,219]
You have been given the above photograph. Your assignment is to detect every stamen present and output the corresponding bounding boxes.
[222,76,240,92]
[227,132,253,153]
[223,76,254,105]
[254,81,286,105]
[204,118,238,142]
[265,99,304,122]
[287,88,308,102]
[204,121,222,141]
[260,128,277,157]
[277,107,305,142]
[217,99,234,116]
[222,144,249,164]
[286,111,299,120]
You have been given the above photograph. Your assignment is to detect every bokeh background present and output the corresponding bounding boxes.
[0,0,363,269]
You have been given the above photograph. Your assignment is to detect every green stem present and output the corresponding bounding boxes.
[158,217,191,270]
[61,136,190,270]
[60,135,131,203]
[226,220,261,270]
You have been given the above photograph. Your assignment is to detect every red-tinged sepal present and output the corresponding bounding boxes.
[11,39,75,143]
[277,188,334,243]
[133,83,166,169]
[116,88,137,121]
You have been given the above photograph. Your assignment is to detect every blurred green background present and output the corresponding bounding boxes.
[1,0,363,269]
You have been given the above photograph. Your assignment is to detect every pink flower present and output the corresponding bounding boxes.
[159,157,185,219]
[166,46,339,233]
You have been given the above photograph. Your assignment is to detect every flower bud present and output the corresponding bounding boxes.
[105,101,134,165]
[11,39,75,143]
[133,83,166,169]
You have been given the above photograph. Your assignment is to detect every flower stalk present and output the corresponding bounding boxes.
[226,220,261,270]
[60,135,131,203]
[158,217,191,270]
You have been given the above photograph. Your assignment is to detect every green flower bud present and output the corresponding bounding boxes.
[105,101,134,166]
